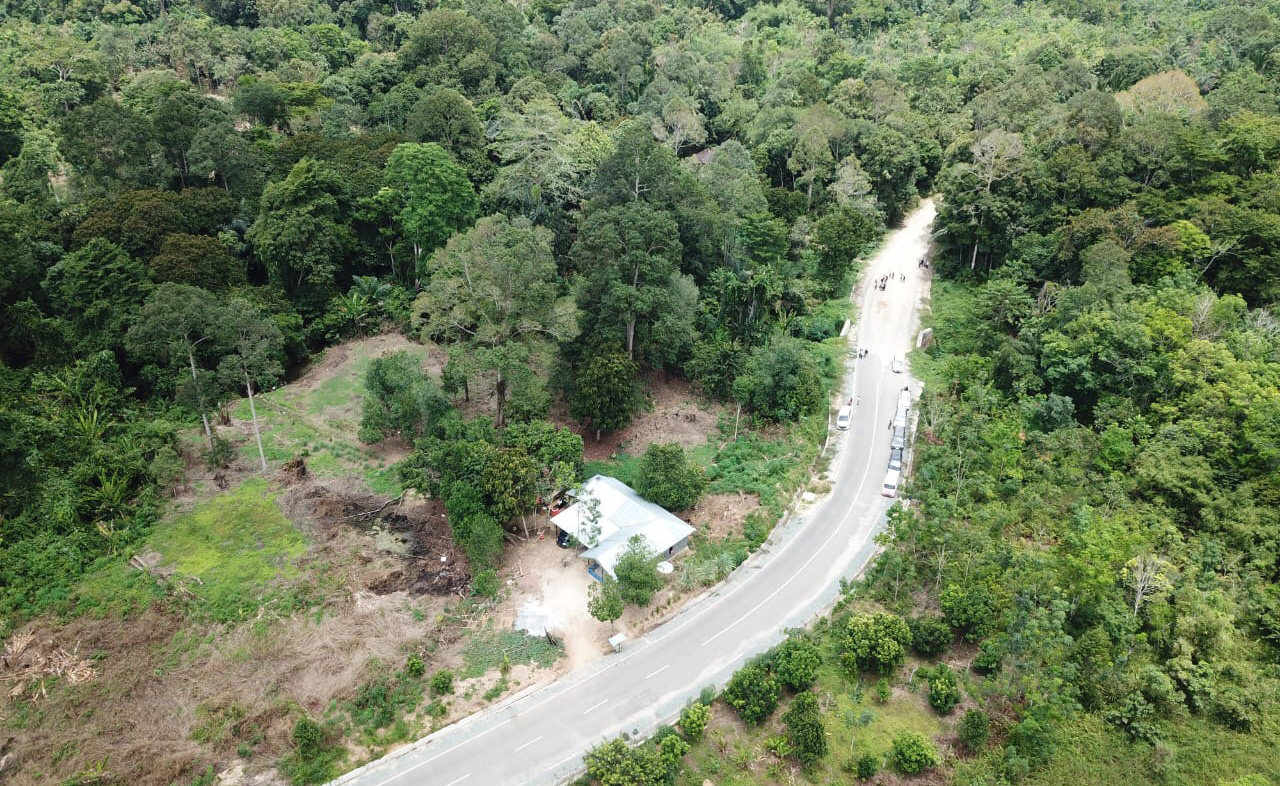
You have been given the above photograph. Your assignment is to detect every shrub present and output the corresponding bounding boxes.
[840,612,912,674]
[430,669,455,696]
[908,616,952,657]
[783,692,828,766]
[588,575,624,623]
[722,661,781,725]
[679,701,711,741]
[856,752,879,778]
[765,734,793,757]
[958,709,990,752]
[774,635,822,691]
[584,738,669,786]
[202,434,236,469]
[973,637,1005,674]
[358,351,451,443]
[657,733,690,771]
[614,536,664,606]
[926,664,961,714]
[405,654,425,678]
[471,568,499,598]
[874,678,891,704]
[940,582,997,641]
[281,716,343,785]
[890,731,938,774]
[634,442,706,511]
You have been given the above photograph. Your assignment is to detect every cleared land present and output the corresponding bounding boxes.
[0,334,792,785]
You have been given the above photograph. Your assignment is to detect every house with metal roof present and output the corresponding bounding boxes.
[550,475,695,580]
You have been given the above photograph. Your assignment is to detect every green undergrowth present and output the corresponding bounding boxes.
[676,663,943,785]
[228,340,434,495]
[967,712,1280,786]
[459,627,564,680]
[583,452,644,485]
[74,478,309,623]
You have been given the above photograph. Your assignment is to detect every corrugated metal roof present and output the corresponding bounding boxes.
[550,475,695,578]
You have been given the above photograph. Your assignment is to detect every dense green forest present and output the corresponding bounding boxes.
[1,0,1279,782]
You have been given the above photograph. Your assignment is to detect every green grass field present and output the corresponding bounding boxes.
[676,662,945,785]
[74,478,309,623]
[229,340,435,495]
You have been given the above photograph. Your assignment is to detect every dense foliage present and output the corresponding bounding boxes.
[633,442,706,512]
[5,0,926,623]
[721,660,782,725]
[782,691,828,766]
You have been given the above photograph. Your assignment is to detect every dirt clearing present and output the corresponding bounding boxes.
[0,466,475,786]
[559,374,725,461]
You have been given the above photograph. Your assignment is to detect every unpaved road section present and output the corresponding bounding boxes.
[330,200,938,786]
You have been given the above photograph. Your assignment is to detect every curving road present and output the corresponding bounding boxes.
[330,199,937,786]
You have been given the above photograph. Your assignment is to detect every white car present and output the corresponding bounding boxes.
[891,356,905,374]
[881,468,901,498]
[835,405,853,431]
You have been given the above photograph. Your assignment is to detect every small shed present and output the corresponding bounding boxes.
[551,475,695,581]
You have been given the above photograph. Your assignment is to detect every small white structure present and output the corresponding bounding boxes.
[551,475,695,581]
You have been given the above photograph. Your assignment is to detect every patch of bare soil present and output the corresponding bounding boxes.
[0,592,450,786]
[289,334,445,393]
[686,492,760,541]
[0,467,479,786]
[278,470,469,597]
[504,536,614,671]
[555,373,725,461]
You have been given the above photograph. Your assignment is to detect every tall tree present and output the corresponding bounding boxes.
[218,298,286,471]
[247,158,354,308]
[570,351,642,442]
[415,215,578,426]
[571,202,683,361]
[58,98,168,191]
[44,239,152,352]
[380,142,477,278]
[126,283,228,448]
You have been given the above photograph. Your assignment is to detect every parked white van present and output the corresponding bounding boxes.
[881,468,901,498]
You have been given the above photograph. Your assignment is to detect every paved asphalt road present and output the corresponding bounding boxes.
[331,199,938,786]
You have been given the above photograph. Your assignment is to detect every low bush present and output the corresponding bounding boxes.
[679,702,711,741]
[430,669,455,696]
[958,709,990,752]
[909,616,952,657]
[722,661,780,725]
[926,664,961,714]
[891,731,939,774]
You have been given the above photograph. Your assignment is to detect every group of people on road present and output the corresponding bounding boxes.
[917,257,931,269]
[874,272,911,291]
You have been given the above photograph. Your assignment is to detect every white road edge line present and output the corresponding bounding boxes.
[701,391,883,648]
[583,699,608,715]
[513,736,543,753]
[441,775,470,786]
[644,665,669,679]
